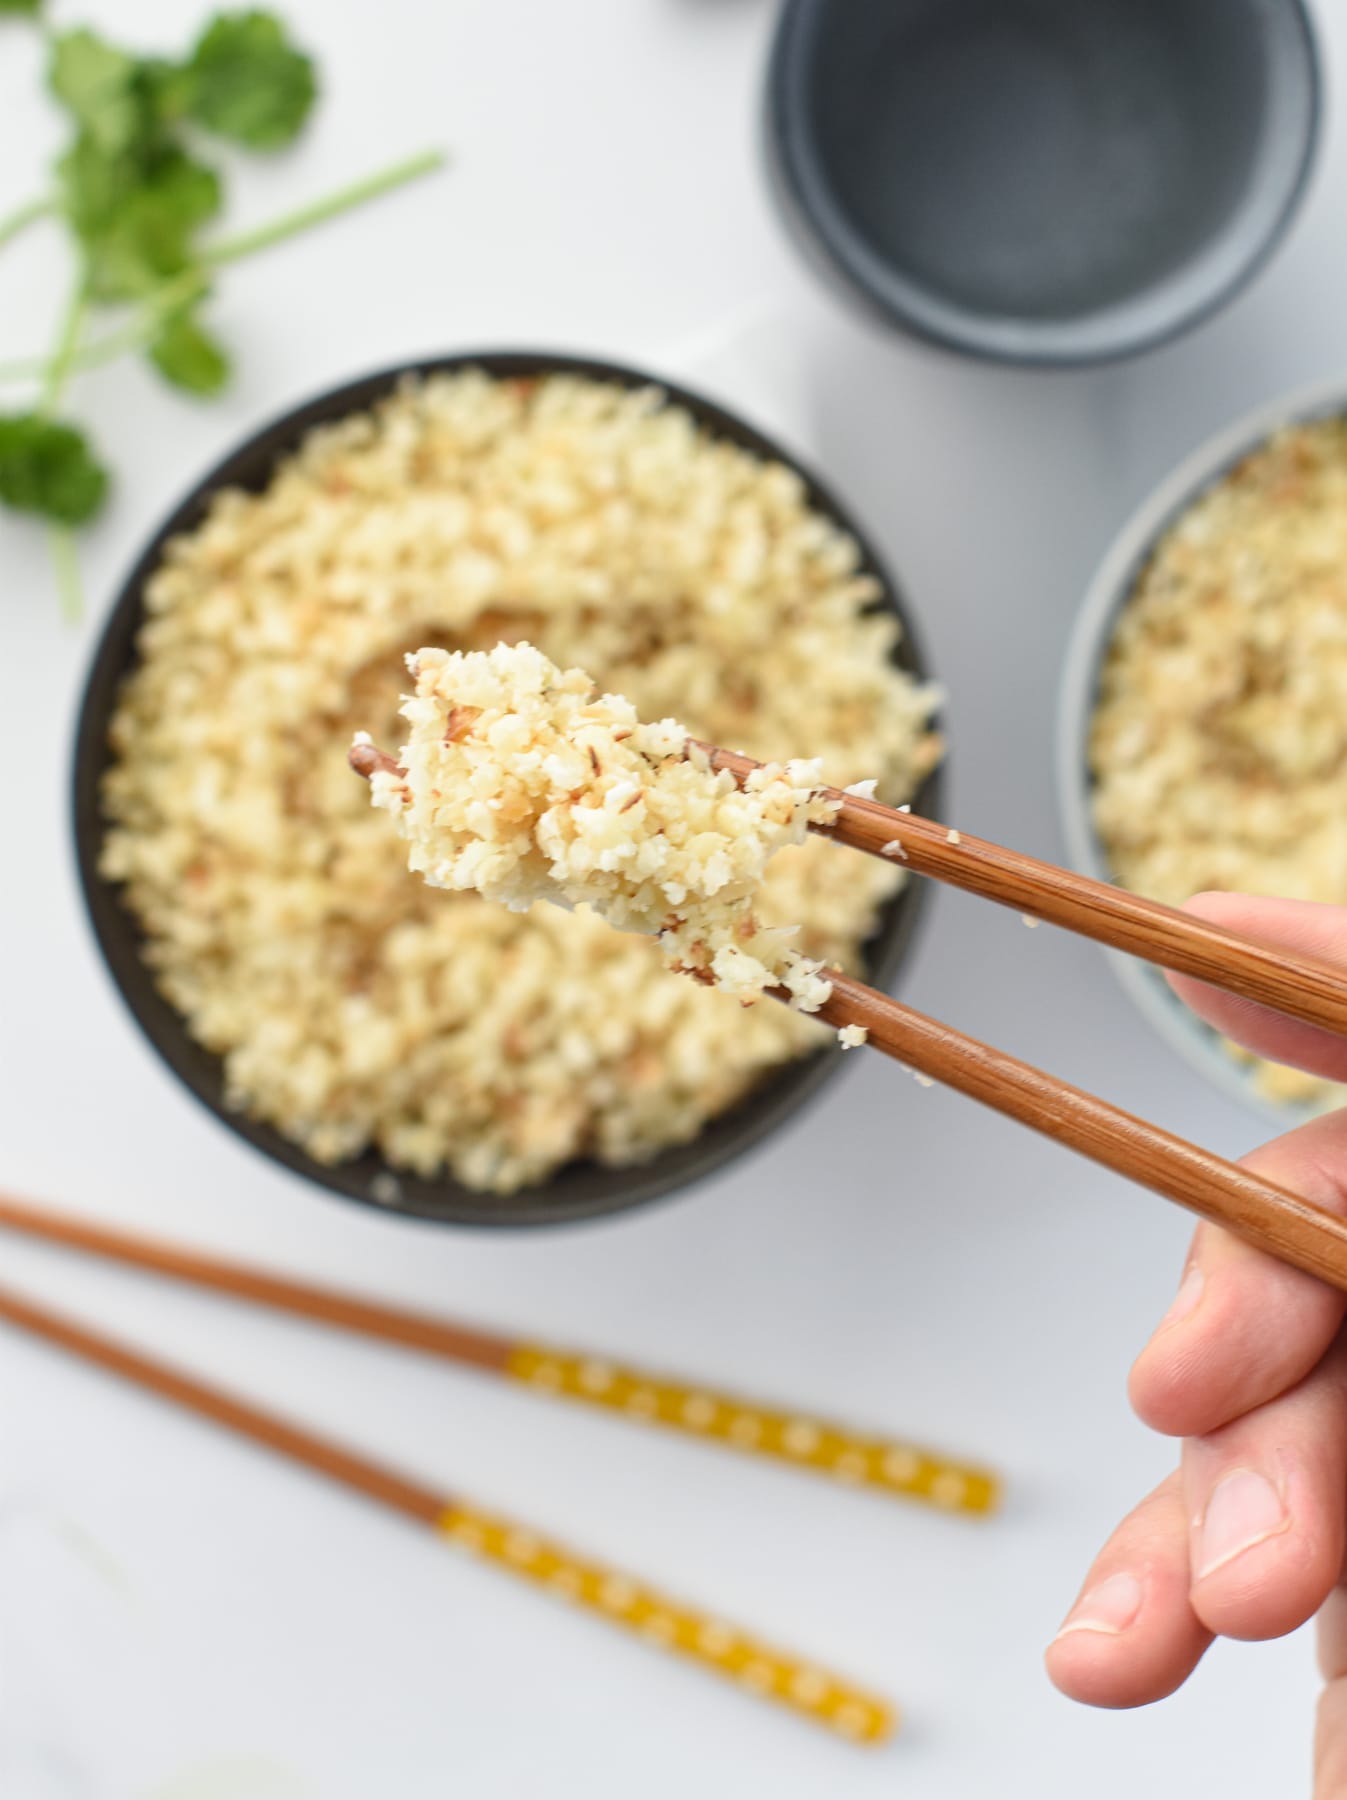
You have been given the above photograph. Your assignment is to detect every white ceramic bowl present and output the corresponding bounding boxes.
[1056,375,1347,1121]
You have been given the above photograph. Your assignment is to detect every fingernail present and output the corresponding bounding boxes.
[1053,1571,1142,1639]
[1195,1468,1288,1579]
[1161,1266,1205,1328]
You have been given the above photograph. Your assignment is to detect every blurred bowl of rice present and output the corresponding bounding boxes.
[1058,377,1347,1120]
[74,351,943,1227]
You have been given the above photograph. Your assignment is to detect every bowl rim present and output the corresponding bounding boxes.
[73,347,943,1229]
[1056,371,1347,1121]
[766,0,1322,368]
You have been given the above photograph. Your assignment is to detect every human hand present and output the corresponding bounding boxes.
[1045,894,1347,1795]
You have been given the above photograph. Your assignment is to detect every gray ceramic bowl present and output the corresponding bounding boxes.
[1057,376,1347,1120]
[768,0,1320,366]
[73,351,942,1229]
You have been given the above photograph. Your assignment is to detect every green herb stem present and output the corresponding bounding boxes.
[47,524,84,624]
[0,192,55,255]
[71,269,207,372]
[0,269,207,385]
[40,275,90,414]
[0,149,445,387]
[202,146,445,265]
[39,276,93,622]
[0,349,55,383]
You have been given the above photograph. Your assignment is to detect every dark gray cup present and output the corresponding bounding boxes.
[768,0,1320,365]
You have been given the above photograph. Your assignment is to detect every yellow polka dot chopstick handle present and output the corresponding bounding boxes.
[0,1278,895,1749]
[0,1197,993,1517]
[508,1345,1000,1515]
[439,1500,895,1744]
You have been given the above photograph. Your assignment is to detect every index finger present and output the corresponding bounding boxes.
[1166,893,1347,1084]
[1130,1094,1347,1442]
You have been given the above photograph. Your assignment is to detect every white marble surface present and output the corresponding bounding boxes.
[1,1,1343,1793]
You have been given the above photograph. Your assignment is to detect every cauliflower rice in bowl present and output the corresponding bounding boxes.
[78,353,941,1223]
[1061,391,1347,1118]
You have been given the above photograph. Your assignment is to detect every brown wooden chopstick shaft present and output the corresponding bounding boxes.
[0,1195,995,1515]
[819,973,1347,1293]
[700,743,1347,1043]
[0,1280,448,1523]
[0,1278,898,1741]
[0,1194,511,1373]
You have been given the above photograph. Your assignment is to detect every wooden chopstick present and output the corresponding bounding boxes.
[815,972,1347,1293]
[355,733,1347,1043]
[347,736,1347,1288]
[0,1279,894,1743]
[0,1194,997,1514]
[699,742,1347,1045]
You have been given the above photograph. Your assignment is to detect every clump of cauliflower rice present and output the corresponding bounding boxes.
[1091,417,1347,1111]
[101,370,940,1194]
[364,641,839,1012]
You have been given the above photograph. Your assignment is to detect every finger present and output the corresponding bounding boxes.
[1130,1107,1347,1438]
[1183,1331,1347,1643]
[1316,1587,1347,1799]
[1045,1471,1212,1709]
[1166,892,1347,1081]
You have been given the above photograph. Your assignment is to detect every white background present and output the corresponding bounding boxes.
[2,1,1345,1794]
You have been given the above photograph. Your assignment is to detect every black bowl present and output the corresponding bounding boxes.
[73,350,941,1229]
[767,0,1320,366]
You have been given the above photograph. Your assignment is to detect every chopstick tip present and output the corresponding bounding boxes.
[349,736,400,781]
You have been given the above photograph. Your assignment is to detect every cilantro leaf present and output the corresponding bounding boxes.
[136,56,191,128]
[126,142,223,253]
[57,132,136,243]
[183,12,316,150]
[88,205,191,300]
[0,0,43,15]
[149,307,231,395]
[50,22,221,302]
[48,30,194,149]
[61,137,221,299]
[48,29,142,152]
[0,414,109,526]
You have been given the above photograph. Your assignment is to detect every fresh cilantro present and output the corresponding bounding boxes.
[183,12,316,149]
[75,143,221,300]
[50,24,223,302]
[49,29,198,152]
[48,29,143,153]
[149,306,231,394]
[135,56,192,128]
[0,414,109,526]
[1,3,442,611]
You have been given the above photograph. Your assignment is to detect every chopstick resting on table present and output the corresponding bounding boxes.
[0,1192,996,1514]
[0,1277,893,1743]
[350,736,1347,1297]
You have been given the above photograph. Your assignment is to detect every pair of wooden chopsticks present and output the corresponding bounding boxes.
[0,1193,1001,1744]
[351,737,1347,1293]
[699,744,1347,1293]
[0,1194,994,1514]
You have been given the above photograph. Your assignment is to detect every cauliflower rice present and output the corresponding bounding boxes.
[365,641,839,1012]
[1090,417,1347,1109]
[102,370,940,1193]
